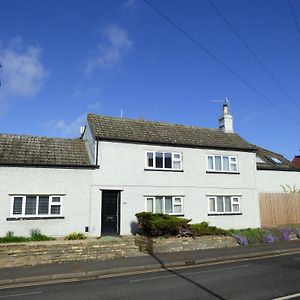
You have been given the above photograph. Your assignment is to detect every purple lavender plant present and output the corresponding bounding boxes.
[232,234,248,246]
[262,232,275,244]
[280,228,291,241]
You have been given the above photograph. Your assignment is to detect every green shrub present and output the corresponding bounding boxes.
[64,232,87,240]
[190,222,229,236]
[6,231,14,237]
[0,236,30,243]
[135,212,191,237]
[30,229,54,241]
[0,229,54,243]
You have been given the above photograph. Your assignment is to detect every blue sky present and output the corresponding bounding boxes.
[0,0,300,159]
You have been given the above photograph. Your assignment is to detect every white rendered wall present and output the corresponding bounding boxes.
[256,170,300,192]
[0,167,93,237]
[87,141,261,235]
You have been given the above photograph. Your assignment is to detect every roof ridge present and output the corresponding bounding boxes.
[255,145,286,158]
[88,113,227,133]
[0,133,82,142]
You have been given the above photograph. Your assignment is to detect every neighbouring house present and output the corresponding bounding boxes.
[0,104,299,237]
[292,155,300,168]
[256,148,300,192]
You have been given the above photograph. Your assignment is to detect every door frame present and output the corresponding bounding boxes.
[100,190,121,236]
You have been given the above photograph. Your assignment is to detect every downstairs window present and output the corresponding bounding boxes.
[145,196,183,215]
[11,195,63,218]
[208,196,240,214]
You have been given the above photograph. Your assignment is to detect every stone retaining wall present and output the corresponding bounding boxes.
[0,237,143,268]
[136,235,238,254]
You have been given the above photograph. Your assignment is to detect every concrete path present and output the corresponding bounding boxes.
[1,240,300,289]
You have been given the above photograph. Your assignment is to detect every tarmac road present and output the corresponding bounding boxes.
[1,253,300,300]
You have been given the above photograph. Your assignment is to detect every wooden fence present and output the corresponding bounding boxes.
[259,193,300,227]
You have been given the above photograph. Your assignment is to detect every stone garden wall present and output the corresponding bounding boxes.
[0,237,143,268]
[0,235,238,268]
[135,235,238,254]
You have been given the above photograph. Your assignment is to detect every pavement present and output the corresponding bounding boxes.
[1,240,300,289]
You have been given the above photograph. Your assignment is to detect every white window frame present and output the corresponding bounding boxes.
[10,195,63,218]
[268,156,284,164]
[145,151,183,171]
[145,196,184,215]
[208,196,241,214]
[206,155,239,173]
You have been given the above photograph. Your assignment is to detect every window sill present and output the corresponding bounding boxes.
[208,213,242,216]
[206,171,240,175]
[169,214,184,217]
[144,168,184,172]
[7,216,65,221]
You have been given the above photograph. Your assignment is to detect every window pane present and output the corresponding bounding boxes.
[217,196,224,212]
[38,196,49,215]
[173,154,181,170]
[230,163,237,172]
[51,205,61,215]
[174,205,182,214]
[223,156,229,171]
[13,197,23,215]
[173,160,181,169]
[232,197,239,203]
[224,196,231,212]
[51,197,61,203]
[209,198,215,212]
[233,204,239,212]
[147,152,153,167]
[155,197,163,213]
[156,152,163,168]
[25,196,36,215]
[215,156,222,171]
[230,157,238,172]
[165,197,172,213]
[207,156,214,170]
[174,197,182,204]
[164,153,172,169]
[146,198,153,212]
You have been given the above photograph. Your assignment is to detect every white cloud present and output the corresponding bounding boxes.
[51,113,86,137]
[50,101,101,137]
[123,0,136,8]
[0,37,47,103]
[87,101,101,111]
[85,24,133,73]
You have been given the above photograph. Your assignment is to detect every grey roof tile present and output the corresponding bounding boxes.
[88,114,256,151]
[255,146,299,171]
[0,134,92,167]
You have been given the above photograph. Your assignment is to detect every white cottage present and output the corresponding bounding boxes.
[0,104,299,237]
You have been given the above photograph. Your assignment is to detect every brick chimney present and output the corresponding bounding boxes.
[219,102,233,133]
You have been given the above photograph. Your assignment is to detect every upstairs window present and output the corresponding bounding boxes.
[256,156,266,163]
[146,151,182,170]
[146,196,183,215]
[207,155,238,173]
[267,156,284,164]
[208,196,240,214]
[11,195,63,218]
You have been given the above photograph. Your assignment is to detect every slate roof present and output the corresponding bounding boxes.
[0,134,93,167]
[255,146,299,171]
[87,114,256,151]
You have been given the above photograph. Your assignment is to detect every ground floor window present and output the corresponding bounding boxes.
[145,196,183,215]
[208,196,240,214]
[11,195,63,218]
